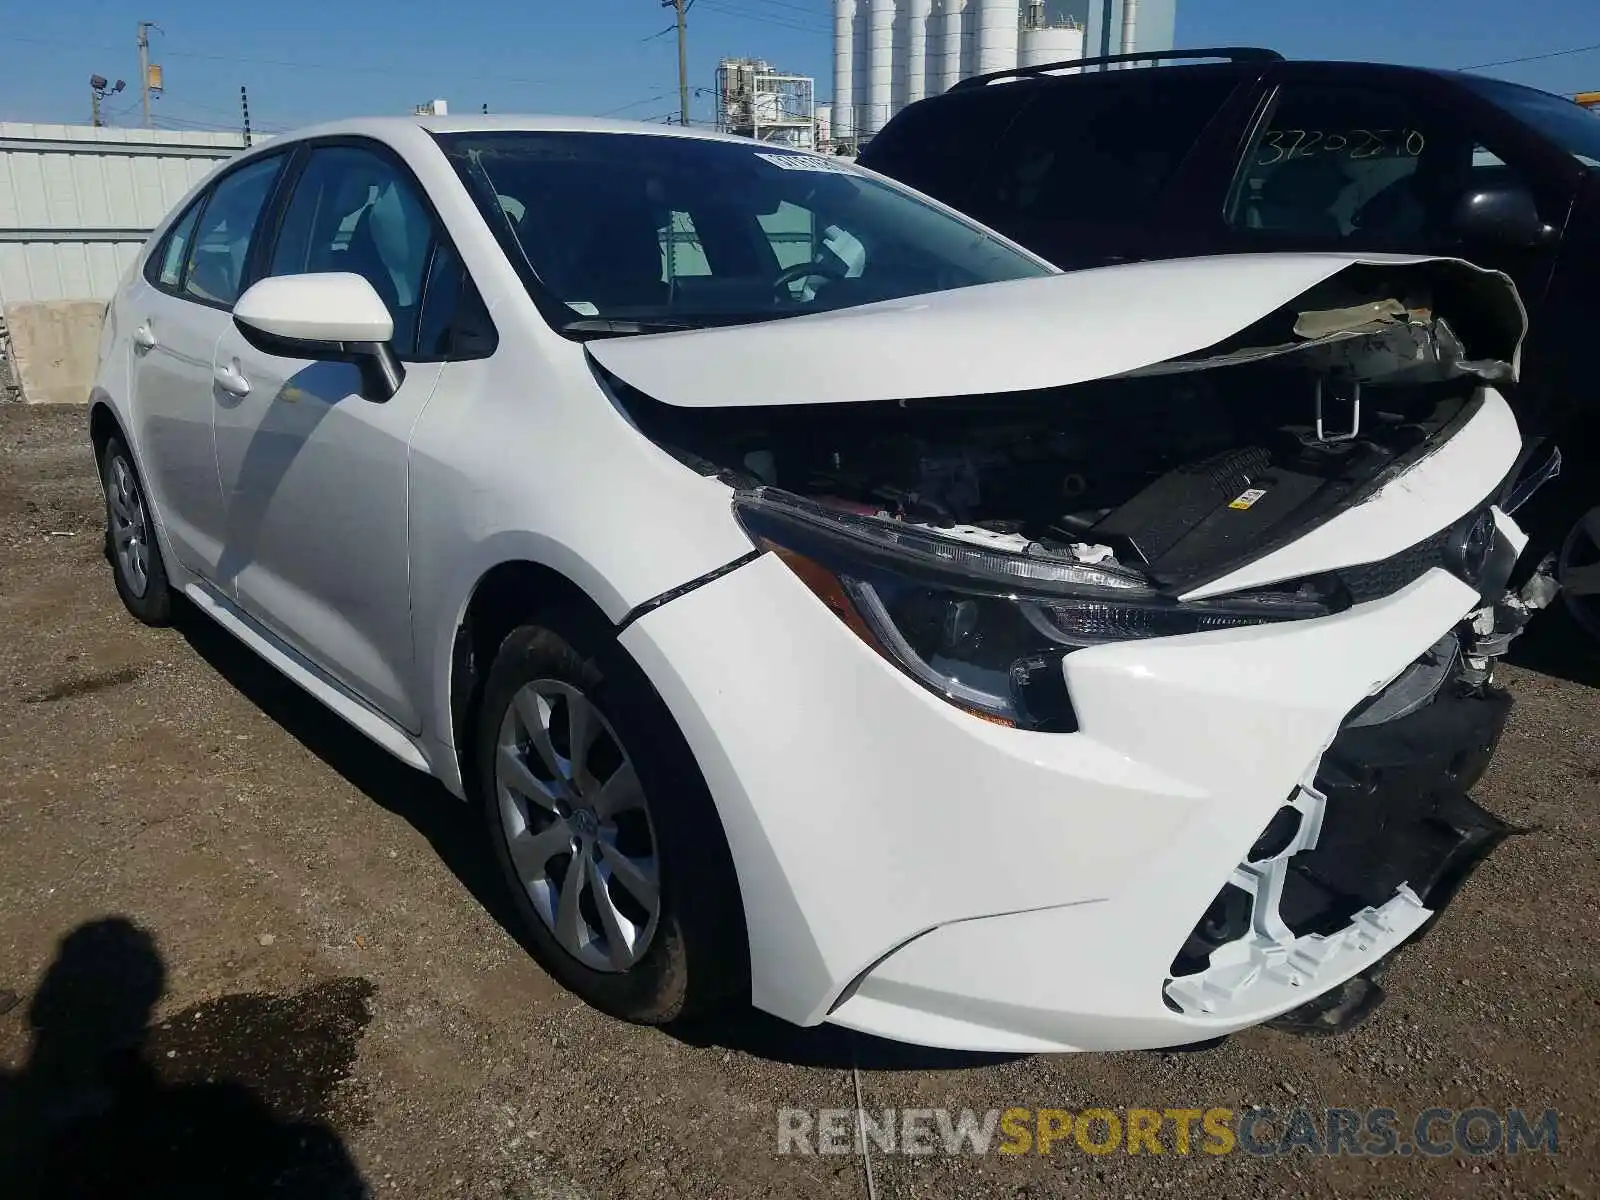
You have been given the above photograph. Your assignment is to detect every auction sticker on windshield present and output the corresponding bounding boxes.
[755,152,860,174]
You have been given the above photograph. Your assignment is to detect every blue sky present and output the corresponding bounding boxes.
[3,0,1598,133]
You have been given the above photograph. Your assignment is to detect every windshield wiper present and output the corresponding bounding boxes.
[558,317,707,339]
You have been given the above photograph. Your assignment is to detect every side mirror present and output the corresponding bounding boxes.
[1452,185,1559,249]
[232,273,405,402]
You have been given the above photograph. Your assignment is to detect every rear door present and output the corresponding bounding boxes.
[958,68,1252,269]
[127,153,288,580]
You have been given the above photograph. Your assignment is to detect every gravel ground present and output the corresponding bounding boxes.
[0,404,1596,1198]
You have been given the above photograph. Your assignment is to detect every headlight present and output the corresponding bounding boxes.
[734,489,1334,730]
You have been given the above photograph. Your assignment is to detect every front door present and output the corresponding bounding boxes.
[212,142,449,732]
[1214,75,1568,312]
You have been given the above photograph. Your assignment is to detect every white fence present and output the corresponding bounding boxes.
[0,123,248,312]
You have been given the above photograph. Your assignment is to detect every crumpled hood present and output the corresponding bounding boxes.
[586,252,1526,409]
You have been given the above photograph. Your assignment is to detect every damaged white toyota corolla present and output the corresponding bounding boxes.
[90,117,1551,1053]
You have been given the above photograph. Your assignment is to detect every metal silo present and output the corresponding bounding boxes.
[866,0,896,136]
[1019,21,1084,68]
[939,0,968,93]
[904,0,934,105]
[974,0,1020,76]
[833,0,857,140]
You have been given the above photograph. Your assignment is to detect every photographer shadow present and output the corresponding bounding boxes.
[0,918,370,1199]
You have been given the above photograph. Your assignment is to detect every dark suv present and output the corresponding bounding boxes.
[858,48,1600,644]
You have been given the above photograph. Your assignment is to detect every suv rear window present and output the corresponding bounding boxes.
[973,72,1240,225]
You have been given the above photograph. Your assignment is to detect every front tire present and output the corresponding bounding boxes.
[476,617,747,1024]
[1512,451,1600,661]
[100,435,173,626]
[1556,503,1600,648]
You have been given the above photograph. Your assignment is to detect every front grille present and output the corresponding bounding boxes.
[1333,525,1453,604]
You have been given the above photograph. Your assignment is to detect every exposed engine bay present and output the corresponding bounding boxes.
[609,264,1522,597]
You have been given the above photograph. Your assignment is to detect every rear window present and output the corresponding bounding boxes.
[974,72,1240,225]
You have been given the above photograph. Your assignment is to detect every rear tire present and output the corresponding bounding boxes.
[100,435,173,626]
[475,614,747,1024]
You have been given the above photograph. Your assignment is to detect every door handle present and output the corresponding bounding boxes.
[213,362,252,397]
[132,323,157,350]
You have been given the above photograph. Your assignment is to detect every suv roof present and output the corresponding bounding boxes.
[943,46,1510,98]
[950,46,1285,90]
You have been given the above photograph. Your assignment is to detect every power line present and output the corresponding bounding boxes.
[152,112,287,134]
[1457,41,1600,72]
[597,93,672,116]
[742,0,833,18]
[159,95,257,120]
[8,32,564,88]
[699,2,830,34]
[694,0,830,35]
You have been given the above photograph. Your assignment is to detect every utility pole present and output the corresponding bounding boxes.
[240,86,252,147]
[137,21,157,128]
[662,0,690,126]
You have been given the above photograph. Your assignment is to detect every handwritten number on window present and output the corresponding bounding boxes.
[1257,126,1426,165]
[1257,129,1288,165]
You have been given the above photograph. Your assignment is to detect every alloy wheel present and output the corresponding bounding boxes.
[107,453,151,598]
[495,680,661,972]
[1559,505,1600,644]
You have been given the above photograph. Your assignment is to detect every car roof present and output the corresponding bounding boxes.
[262,113,769,148]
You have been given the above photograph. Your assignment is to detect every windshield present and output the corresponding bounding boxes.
[1458,76,1600,168]
[437,131,1051,335]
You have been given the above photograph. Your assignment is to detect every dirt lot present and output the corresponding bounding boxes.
[1,404,1597,1198]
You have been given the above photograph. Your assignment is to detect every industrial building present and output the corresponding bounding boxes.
[831,0,1176,147]
[714,58,818,151]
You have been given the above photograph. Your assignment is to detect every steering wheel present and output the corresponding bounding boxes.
[773,257,848,301]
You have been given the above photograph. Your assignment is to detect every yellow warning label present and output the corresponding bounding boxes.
[1228,487,1268,511]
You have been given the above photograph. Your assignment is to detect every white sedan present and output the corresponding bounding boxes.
[91,114,1538,1051]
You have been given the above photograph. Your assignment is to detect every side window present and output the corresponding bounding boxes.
[146,200,202,290]
[181,155,285,307]
[1225,84,1497,247]
[414,240,496,360]
[860,89,1032,204]
[979,74,1239,226]
[267,145,437,357]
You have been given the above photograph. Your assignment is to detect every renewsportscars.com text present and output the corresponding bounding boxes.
[776,1106,1560,1158]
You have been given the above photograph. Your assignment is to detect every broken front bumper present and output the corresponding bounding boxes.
[1165,647,1514,1029]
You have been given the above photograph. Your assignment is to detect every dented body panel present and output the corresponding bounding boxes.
[587,253,1526,409]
